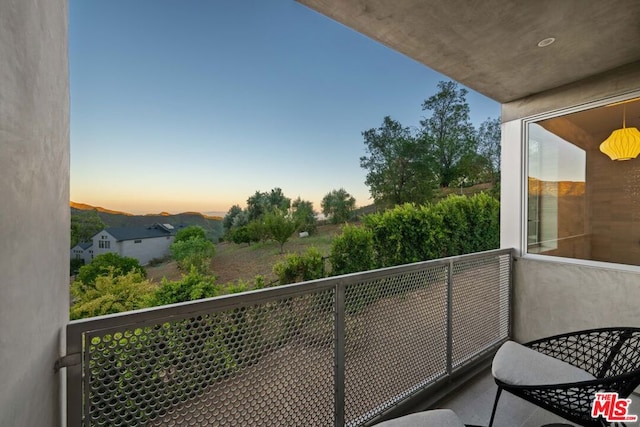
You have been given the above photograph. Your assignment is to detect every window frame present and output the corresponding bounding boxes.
[520,90,640,273]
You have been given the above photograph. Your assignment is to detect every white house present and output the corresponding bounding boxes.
[91,223,179,265]
[69,242,93,264]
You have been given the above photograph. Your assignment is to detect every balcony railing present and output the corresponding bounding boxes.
[65,248,513,426]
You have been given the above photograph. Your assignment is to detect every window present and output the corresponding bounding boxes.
[526,98,640,267]
[98,240,110,249]
[134,239,142,243]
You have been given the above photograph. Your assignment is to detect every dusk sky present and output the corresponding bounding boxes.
[69,0,500,215]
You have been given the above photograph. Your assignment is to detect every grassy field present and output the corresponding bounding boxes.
[146,223,343,285]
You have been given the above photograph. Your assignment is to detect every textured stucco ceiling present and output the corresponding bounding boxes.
[297,0,640,103]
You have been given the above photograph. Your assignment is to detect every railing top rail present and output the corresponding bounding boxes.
[67,248,513,337]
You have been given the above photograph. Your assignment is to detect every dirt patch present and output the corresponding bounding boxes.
[145,260,182,283]
[211,224,343,284]
[146,224,344,285]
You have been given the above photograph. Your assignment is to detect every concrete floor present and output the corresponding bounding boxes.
[434,369,640,427]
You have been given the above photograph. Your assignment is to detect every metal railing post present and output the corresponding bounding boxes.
[335,282,346,427]
[508,249,515,339]
[65,323,84,427]
[446,259,454,376]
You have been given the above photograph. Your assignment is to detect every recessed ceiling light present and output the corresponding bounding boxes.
[537,37,556,47]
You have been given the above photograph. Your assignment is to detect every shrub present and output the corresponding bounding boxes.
[70,269,154,319]
[150,267,218,306]
[222,280,250,294]
[253,274,266,290]
[363,203,445,267]
[246,219,268,243]
[329,225,375,275]
[70,258,84,275]
[229,225,251,245]
[432,193,499,256]
[273,247,325,285]
[174,225,207,243]
[76,253,146,292]
[343,193,499,269]
[170,237,215,273]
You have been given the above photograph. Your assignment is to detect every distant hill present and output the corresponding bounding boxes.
[70,201,134,216]
[70,202,224,241]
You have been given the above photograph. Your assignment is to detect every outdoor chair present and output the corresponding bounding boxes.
[489,327,640,427]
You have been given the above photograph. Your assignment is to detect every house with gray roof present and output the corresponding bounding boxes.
[91,223,180,265]
[70,241,94,265]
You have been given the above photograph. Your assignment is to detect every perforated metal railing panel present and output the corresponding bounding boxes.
[67,249,512,427]
[82,288,336,426]
[451,253,511,368]
[343,265,449,426]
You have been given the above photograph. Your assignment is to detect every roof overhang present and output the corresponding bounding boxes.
[296,0,640,103]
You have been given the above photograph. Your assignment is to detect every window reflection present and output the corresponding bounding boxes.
[528,123,586,256]
[526,100,640,267]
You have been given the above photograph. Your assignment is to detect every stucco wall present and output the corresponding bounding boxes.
[0,0,69,426]
[513,257,640,342]
[120,236,174,265]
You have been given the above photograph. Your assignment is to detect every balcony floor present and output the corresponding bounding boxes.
[432,368,640,427]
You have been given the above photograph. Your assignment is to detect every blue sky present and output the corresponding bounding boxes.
[69,0,500,215]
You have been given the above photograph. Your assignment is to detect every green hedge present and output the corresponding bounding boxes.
[363,203,445,267]
[433,192,499,257]
[329,193,499,274]
[329,225,375,276]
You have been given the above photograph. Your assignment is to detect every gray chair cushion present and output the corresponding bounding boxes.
[492,340,596,386]
[375,409,465,427]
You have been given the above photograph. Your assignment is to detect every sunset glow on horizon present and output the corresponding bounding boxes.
[69,1,499,216]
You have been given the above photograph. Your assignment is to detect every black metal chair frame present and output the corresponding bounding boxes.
[488,327,640,427]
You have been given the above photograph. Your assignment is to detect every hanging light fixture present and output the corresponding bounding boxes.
[599,104,640,161]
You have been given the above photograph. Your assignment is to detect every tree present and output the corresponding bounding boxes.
[267,187,291,212]
[360,116,435,207]
[223,205,243,231]
[70,270,154,320]
[232,210,249,228]
[321,188,356,224]
[291,197,317,234]
[174,225,206,243]
[75,253,146,292]
[420,80,477,187]
[70,210,105,247]
[264,210,296,253]
[170,237,216,273]
[247,188,291,221]
[246,191,268,221]
[476,116,501,184]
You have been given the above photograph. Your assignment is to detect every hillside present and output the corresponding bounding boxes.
[71,202,224,241]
